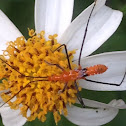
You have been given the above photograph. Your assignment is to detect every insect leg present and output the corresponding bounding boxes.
[44,60,64,71]
[62,83,68,92]
[74,81,85,108]
[0,57,47,79]
[53,44,85,106]
[58,82,68,94]
[78,0,97,66]
[52,44,72,70]
[85,70,126,86]
[53,45,86,107]
[0,79,48,108]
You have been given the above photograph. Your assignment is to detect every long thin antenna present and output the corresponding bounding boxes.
[78,0,97,66]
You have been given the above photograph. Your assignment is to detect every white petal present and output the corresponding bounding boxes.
[77,51,126,91]
[76,98,126,109]
[78,99,126,126]
[108,99,126,109]
[0,10,22,55]
[60,0,123,59]
[35,0,74,39]
[66,99,119,126]
[0,95,4,103]
[26,109,31,117]
[0,106,27,126]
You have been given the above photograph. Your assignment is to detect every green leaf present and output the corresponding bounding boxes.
[121,5,126,15]
[24,112,55,126]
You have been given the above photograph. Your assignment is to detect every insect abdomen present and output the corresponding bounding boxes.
[86,64,108,76]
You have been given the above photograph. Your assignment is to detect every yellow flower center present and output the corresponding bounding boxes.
[0,29,80,124]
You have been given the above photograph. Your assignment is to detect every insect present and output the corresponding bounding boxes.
[0,0,125,109]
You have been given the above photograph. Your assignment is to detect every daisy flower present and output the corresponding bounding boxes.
[0,0,126,126]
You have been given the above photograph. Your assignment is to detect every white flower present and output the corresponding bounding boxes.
[0,0,125,126]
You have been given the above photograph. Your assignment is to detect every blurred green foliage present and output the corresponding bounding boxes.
[0,0,126,126]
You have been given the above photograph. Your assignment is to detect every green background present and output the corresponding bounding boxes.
[0,0,126,126]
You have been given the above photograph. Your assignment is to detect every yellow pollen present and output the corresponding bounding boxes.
[28,28,36,37]
[0,29,79,124]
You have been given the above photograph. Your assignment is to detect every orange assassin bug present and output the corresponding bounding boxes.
[0,0,125,108]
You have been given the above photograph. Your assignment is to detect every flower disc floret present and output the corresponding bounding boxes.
[0,29,78,124]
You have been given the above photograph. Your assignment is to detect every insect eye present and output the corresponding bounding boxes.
[82,68,88,77]
[82,68,87,72]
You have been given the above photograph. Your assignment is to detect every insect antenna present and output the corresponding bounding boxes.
[0,79,48,108]
[0,57,48,79]
[78,0,97,66]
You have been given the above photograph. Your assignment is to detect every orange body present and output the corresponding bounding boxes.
[48,64,108,82]
[85,64,108,76]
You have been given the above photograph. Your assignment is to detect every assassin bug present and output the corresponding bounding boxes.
[0,0,125,109]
